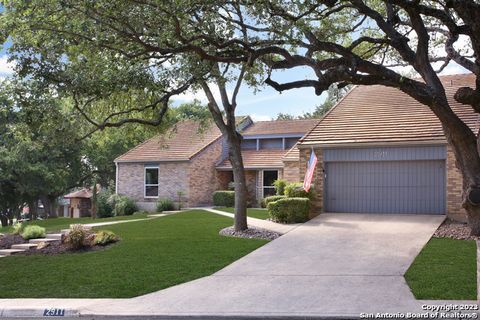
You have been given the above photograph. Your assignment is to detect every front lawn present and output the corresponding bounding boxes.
[405,238,477,300]
[0,210,267,298]
[216,207,269,220]
[0,213,150,233]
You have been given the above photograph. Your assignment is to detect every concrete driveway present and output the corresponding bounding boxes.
[76,213,463,318]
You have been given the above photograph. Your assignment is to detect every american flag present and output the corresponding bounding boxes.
[303,150,317,192]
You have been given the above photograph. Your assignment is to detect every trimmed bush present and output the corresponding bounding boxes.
[261,195,287,208]
[94,230,118,246]
[213,191,235,207]
[65,224,88,249]
[12,222,24,235]
[21,225,46,240]
[96,190,114,218]
[267,197,310,224]
[156,198,175,212]
[109,194,137,216]
[285,182,313,199]
[273,179,287,196]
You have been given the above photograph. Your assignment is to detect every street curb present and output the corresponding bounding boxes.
[0,308,79,318]
[79,315,359,320]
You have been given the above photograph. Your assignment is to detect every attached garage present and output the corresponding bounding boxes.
[324,145,446,214]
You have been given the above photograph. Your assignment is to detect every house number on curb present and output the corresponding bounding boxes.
[43,308,65,317]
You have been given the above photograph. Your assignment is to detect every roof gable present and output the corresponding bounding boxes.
[115,120,222,162]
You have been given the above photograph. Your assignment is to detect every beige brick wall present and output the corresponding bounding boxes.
[299,148,324,218]
[446,145,467,221]
[283,161,300,182]
[117,161,189,211]
[189,139,223,206]
[245,170,258,206]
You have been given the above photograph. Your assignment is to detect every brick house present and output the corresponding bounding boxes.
[298,74,476,222]
[115,116,318,210]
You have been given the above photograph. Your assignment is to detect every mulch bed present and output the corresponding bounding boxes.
[0,231,118,256]
[220,226,281,240]
[433,219,479,241]
[19,240,116,256]
[0,234,27,249]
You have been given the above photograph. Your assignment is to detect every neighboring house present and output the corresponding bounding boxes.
[115,117,318,210]
[64,188,95,218]
[297,73,477,222]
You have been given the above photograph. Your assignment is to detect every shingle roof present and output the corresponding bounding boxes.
[217,149,287,169]
[300,73,478,146]
[115,120,222,162]
[242,119,319,136]
[283,143,300,162]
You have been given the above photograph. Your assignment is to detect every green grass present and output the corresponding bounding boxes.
[405,238,477,300]
[0,210,267,298]
[216,207,270,220]
[0,213,150,233]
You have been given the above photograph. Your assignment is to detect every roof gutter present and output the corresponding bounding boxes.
[297,140,447,149]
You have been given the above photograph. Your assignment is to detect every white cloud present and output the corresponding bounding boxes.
[0,56,15,75]
[250,114,273,121]
[173,85,233,105]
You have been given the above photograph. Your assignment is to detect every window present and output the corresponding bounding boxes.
[263,170,278,197]
[241,139,257,150]
[259,138,282,150]
[144,166,159,198]
[285,138,299,149]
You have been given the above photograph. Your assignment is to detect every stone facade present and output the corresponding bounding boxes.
[298,144,467,221]
[189,139,223,206]
[446,145,467,222]
[283,161,300,183]
[299,148,323,218]
[245,170,258,206]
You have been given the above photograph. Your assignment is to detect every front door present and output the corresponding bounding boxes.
[263,170,278,198]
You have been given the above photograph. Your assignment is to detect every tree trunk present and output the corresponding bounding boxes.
[0,214,7,227]
[429,96,480,236]
[29,201,38,221]
[465,203,480,235]
[227,132,248,231]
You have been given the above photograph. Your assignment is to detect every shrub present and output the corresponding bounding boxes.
[261,195,287,208]
[93,230,118,246]
[21,225,46,240]
[273,179,287,196]
[65,224,88,249]
[12,222,24,235]
[285,182,313,199]
[156,198,175,212]
[109,194,137,216]
[213,191,235,207]
[267,197,311,224]
[96,190,114,218]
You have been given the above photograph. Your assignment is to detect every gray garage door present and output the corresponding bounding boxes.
[324,146,446,214]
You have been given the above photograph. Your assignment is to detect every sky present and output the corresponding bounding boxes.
[0,39,470,122]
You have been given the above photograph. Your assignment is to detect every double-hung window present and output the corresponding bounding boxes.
[144,166,159,198]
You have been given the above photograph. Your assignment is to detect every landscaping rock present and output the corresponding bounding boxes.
[0,234,27,249]
[0,248,26,256]
[434,219,479,241]
[219,226,281,240]
[11,243,38,250]
[36,241,50,250]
